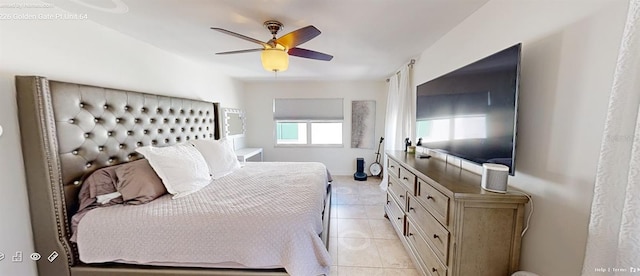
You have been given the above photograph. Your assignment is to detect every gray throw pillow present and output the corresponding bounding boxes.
[115,159,167,205]
[78,164,124,211]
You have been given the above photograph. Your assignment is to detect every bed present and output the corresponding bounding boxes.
[15,76,332,276]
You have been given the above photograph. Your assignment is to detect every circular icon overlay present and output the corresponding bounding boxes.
[30,253,41,261]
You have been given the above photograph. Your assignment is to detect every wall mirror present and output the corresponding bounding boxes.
[222,108,245,138]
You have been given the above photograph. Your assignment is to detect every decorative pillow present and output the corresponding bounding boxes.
[80,165,124,207]
[135,144,212,199]
[190,138,241,179]
[71,164,125,242]
[115,159,167,205]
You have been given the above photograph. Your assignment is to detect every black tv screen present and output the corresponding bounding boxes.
[416,43,521,175]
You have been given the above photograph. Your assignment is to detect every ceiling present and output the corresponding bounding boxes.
[44,0,489,81]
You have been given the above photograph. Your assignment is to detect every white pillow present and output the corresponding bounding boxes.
[190,138,241,179]
[135,144,212,199]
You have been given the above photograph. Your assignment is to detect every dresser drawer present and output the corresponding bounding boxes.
[399,167,416,194]
[388,158,400,178]
[417,178,450,225]
[407,219,448,276]
[407,195,449,263]
[388,177,407,211]
[385,193,405,235]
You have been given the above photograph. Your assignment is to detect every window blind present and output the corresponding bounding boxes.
[274,98,344,120]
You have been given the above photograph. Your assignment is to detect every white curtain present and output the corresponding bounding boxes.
[582,0,640,274]
[380,63,414,190]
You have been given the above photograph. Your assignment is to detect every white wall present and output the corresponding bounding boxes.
[244,81,387,175]
[0,7,243,276]
[413,0,628,275]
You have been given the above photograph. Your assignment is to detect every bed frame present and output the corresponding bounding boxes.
[15,76,332,276]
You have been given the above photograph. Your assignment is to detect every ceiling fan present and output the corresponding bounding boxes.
[211,20,333,72]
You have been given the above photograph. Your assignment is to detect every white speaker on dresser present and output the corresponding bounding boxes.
[481,163,509,193]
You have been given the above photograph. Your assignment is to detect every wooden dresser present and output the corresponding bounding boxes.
[384,151,528,276]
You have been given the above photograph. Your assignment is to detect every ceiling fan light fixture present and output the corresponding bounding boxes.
[212,21,333,73]
[261,48,289,72]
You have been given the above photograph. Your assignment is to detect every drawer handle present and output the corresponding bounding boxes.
[397,217,402,221]
[433,234,439,239]
[390,165,395,168]
[408,232,414,237]
[426,195,434,200]
[399,194,404,198]
[403,176,409,180]
[409,207,415,211]
[432,268,438,272]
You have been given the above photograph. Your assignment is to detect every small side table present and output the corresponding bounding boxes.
[235,148,263,162]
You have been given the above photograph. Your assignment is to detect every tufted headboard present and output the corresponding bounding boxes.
[16,76,220,275]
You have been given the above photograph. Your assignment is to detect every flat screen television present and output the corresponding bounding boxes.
[416,43,521,175]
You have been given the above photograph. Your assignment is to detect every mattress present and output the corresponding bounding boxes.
[76,162,331,276]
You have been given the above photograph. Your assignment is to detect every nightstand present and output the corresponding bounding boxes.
[235,148,263,162]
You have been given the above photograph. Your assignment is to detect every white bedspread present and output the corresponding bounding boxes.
[76,162,331,276]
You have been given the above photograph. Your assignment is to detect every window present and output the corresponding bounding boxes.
[275,121,342,145]
[274,98,344,146]
[276,122,307,144]
[311,122,342,144]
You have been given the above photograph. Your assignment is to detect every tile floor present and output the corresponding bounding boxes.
[329,175,419,276]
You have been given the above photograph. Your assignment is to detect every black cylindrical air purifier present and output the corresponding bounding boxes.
[354,158,367,181]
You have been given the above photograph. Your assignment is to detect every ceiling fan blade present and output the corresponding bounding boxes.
[216,49,263,55]
[288,47,333,61]
[276,25,321,49]
[211,27,269,48]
